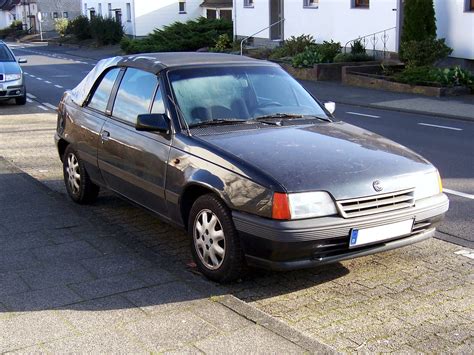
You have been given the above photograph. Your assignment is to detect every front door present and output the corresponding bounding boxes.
[269,0,283,40]
[98,68,171,216]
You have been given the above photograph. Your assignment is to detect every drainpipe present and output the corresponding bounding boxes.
[233,0,237,41]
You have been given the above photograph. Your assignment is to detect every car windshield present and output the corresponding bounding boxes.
[0,44,15,62]
[168,65,329,127]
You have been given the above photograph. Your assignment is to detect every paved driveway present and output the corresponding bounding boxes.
[0,102,473,353]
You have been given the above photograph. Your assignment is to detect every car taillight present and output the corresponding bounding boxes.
[272,192,291,220]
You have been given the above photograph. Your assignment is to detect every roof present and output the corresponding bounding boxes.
[117,52,264,72]
[0,0,20,11]
[200,0,233,8]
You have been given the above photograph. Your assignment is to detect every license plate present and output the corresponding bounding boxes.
[349,219,414,248]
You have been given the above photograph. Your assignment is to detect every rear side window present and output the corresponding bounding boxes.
[88,68,120,113]
[112,68,158,124]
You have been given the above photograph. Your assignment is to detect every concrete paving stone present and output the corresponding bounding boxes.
[412,334,457,353]
[18,261,95,290]
[122,310,216,352]
[0,231,54,252]
[68,274,147,300]
[130,267,178,286]
[434,326,473,345]
[32,240,103,263]
[40,328,148,353]
[191,299,253,333]
[0,272,30,296]
[80,252,153,279]
[81,235,132,255]
[194,324,305,354]
[123,281,203,315]
[163,345,204,354]
[0,249,41,273]
[56,295,146,333]
[1,285,82,311]
[6,344,46,354]
[0,311,76,352]
[452,342,474,354]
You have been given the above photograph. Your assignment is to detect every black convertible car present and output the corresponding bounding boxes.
[55,53,448,282]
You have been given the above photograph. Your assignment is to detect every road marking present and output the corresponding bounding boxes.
[36,77,43,81]
[43,103,57,110]
[44,80,51,84]
[418,123,463,131]
[347,112,381,118]
[37,105,48,111]
[444,188,474,200]
[23,71,28,75]
[454,249,474,260]
[26,93,36,99]
[26,98,33,103]
[54,84,63,89]
[29,74,35,78]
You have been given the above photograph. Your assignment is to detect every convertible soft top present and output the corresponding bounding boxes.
[69,52,267,107]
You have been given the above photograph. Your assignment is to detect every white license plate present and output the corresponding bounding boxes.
[349,219,414,248]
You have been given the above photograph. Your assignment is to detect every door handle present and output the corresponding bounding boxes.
[100,130,110,143]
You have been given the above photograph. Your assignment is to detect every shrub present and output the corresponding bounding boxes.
[121,17,232,54]
[393,66,474,89]
[333,52,372,63]
[292,40,341,67]
[400,37,452,67]
[68,15,91,40]
[402,0,437,43]
[269,34,315,59]
[351,39,366,54]
[54,18,69,37]
[90,16,124,45]
[0,20,26,39]
[212,33,232,52]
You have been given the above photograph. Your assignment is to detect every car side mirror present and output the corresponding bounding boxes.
[136,113,169,132]
[18,58,27,64]
[324,101,336,115]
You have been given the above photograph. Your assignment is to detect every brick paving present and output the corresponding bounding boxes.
[1,102,473,352]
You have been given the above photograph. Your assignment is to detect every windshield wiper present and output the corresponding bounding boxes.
[253,113,332,123]
[188,119,248,128]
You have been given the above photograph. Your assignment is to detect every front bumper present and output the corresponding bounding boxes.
[233,193,449,271]
[0,78,25,100]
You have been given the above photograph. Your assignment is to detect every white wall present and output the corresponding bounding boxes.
[234,0,399,51]
[0,11,13,29]
[134,0,202,37]
[435,0,474,60]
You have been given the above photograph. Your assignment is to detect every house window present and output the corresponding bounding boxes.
[179,1,186,13]
[354,0,369,8]
[244,0,254,7]
[303,0,319,8]
[220,9,232,21]
[115,10,122,23]
[84,3,87,15]
[207,9,217,19]
[63,12,69,18]
[90,10,96,18]
[98,3,102,16]
[108,3,112,17]
[469,0,474,11]
[53,12,58,19]
[126,3,131,21]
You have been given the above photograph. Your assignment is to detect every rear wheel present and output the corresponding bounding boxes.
[63,146,100,204]
[188,194,244,283]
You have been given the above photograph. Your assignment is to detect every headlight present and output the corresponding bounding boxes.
[414,170,442,200]
[272,191,337,220]
[5,74,21,81]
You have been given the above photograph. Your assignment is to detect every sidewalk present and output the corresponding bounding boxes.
[301,80,474,121]
[0,157,333,353]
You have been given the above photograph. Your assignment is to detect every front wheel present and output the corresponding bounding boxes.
[15,92,26,105]
[188,194,244,283]
[63,146,100,204]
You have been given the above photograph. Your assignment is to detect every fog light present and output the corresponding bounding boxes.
[15,90,21,95]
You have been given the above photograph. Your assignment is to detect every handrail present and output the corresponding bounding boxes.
[344,26,396,54]
[240,18,285,56]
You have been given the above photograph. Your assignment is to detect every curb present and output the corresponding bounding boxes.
[0,156,337,354]
[334,100,474,123]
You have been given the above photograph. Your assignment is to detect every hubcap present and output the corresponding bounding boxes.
[66,153,81,195]
[193,209,225,270]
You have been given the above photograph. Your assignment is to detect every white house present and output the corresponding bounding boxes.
[81,0,233,37]
[234,0,474,60]
[0,0,39,31]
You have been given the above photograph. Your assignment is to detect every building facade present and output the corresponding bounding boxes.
[37,0,82,32]
[81,0,233,37]
[233,0,474,60]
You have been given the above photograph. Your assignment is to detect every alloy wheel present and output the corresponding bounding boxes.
[193,209,226,270]
[66,153,81,195]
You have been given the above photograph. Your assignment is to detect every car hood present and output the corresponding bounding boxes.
[0,61,21,74]
[194,121,434,200]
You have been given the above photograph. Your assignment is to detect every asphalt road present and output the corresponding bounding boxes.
[8,42,474,249]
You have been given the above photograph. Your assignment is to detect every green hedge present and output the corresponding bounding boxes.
[121,17,233,54]
[67,15,124,45]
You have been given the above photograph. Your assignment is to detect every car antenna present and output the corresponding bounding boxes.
[167,95,191,136]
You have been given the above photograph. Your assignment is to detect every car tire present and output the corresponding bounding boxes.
[15,93,27,105]
[63,146,100,204]
[188,194,245,283]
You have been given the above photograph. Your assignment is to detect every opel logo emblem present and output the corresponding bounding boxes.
[373,180,383,192]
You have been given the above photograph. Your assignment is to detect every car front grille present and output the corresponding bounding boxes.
[336,189,415,218]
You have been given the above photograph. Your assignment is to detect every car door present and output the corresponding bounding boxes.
[72,67,121,185]
[97,67,171,216]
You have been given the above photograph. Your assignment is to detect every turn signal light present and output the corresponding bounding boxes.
[438,173,443,193]
[272,192,291,220]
